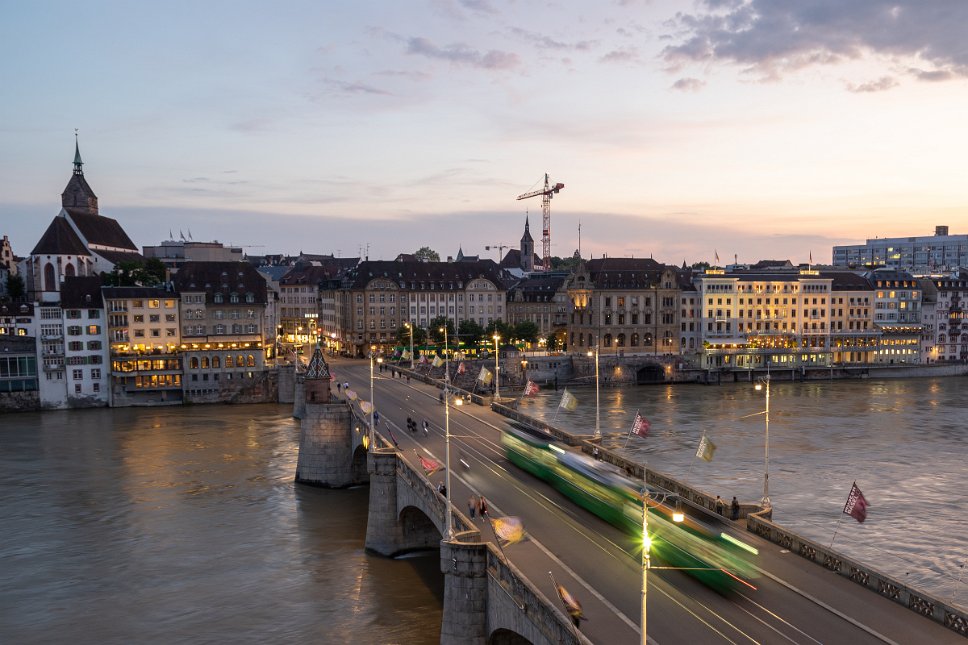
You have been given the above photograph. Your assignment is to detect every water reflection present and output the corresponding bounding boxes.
[0,405,442,644]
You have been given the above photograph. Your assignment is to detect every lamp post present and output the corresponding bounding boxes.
[405,322,414,369]
[369,346,382,449]
[441,326,454,540]
[641,491,684,645]
[493,334,501,399]
[587,343,600,438]
[754,366,771,507]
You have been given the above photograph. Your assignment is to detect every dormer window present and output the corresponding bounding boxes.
[245,293,255,303]
[230,293,239,303]
[214,293,224,303]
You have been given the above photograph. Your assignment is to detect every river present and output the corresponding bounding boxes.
[0,404,442,644]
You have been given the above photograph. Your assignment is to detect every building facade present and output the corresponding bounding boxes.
[833,225,968,273]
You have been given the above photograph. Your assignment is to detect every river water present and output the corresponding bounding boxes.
[2,378,965,644]
[517,375,968,607]
[0,404,442,644]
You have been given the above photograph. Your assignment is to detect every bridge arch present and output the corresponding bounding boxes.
[635,363,665,383]
[489,628,531,644]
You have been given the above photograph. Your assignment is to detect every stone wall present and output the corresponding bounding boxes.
[0,390,40,413]
[295,401,361,488]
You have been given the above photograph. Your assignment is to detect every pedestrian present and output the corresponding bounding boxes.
[336,381,342,394]
[730,496,740,521]
[715,496,725,516]
[407,416,414,433]
[468,495,477,519]
[406,375,410,383]
[592,446,600,460]
[437,482,447,497]
[373,410,380,427]
[343,381,349,392]
[479,496,488,519]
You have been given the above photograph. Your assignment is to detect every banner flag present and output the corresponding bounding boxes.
[549,572,585,625]
[418,454,442,476]
[457,361,466,375]
[490,516,526,546]
[478,367,493,384]
[696,435,716,462]
[419,354,428,364]
[359,400,373,414]
[345,389,358,401]
[843,481,869,523]
[631,412,650,437]
[432,354,443,368]
[524,380,539,396]
[559,389,578,411]
[402,350,411,360]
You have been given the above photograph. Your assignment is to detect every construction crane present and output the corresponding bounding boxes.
[516,173,564,270]
[485,243,511,263]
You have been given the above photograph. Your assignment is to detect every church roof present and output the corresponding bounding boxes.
[61,276,104,308]
[30,217,89,256]
[66,210,138,251]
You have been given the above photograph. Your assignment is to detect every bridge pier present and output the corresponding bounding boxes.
[277,364,295,403]
[293,372,306,419]
[294,401,359,487]
[364,450,409,555]
[441,540,488,645]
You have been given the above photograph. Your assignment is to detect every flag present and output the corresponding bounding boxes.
[631,411,650,437]
[559,389,578,411]
[432,354,443,368]
[843,481,869,523]
[419,354,428,364]
[696,435,716,462]
[809,250,813,264]
[345,389,358,401]
[402,349,411,360]
[457,361,466,375]
[524,380,539,396]
[490,516,527,546]
[478,367,493,384]
[550,574,585,624]
[715,249,720,263]
[359,400,373,414]
[418,454,442,476]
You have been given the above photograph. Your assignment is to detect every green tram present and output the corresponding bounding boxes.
[501,424,759,594]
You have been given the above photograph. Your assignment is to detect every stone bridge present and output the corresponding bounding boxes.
[295,393,590,645]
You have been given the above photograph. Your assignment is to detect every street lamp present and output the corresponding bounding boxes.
[441,326,454,540]
[369,346,383,449]
[587,343,600,439]
[493,334,501,398]
[754,367,771,507]
[641,490,684,645]
[404,322,414,369]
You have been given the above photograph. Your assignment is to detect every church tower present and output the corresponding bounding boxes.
[61,136,99,215]
[520,215,535,272]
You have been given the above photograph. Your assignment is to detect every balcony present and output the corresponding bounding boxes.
[42,364,65,372]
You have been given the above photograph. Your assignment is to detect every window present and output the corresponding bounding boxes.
[148,300,160,309]
[91,369,101,379]
[93,383,100,393]
[67,326,82,336]
[74,384,82,394]
[88,309,100,319]
[72,369,83,380]
[87,325,101,335]
[68,341,83,351]
[133,315,145,323]
[149,314,160,323]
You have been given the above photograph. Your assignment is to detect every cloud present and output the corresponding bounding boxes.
[846,76,898,93]
[671,77,705,92]
[406,37,519,69]
[599,46,640,64]
[509,27,596,52]
[324,78,392,95]
[661,1,968,82]
[458,0,497,14]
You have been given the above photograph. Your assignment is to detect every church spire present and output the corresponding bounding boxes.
[73,130,84,175]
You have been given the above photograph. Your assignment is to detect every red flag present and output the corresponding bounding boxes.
[631,412,650,437]
[457,361,466,375]
[418,454,442,476]
[524,380,539,396]
[843,482,869,523]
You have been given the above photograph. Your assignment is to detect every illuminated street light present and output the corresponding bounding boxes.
[641,490,684,645]
[441,326,454,540]
[369,346,383,449]
[587,343,600,439]
[493,334,501,399]
[404,322,414,369]
[754,366,771,507]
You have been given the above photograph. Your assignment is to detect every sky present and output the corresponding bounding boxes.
[2,0,968,266]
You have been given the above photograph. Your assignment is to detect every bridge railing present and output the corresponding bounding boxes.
[747,512,968,636]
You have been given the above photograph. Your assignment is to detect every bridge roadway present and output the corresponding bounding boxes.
[334,358,962,644]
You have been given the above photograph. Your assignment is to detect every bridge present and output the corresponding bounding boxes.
[291,348,967,644]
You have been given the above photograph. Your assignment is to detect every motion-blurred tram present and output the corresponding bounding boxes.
[501,423,759,594]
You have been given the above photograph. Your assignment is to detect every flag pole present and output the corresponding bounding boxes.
[623,409,640,449]
[829,512,846,549]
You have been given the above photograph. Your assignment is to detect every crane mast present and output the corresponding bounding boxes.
[516,173,564,270]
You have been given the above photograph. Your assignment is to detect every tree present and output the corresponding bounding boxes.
[396,324,427,347]
[485,319,511,343]
[427,316,455,346]
[512,321,540,344]
[144,258,167,284]
[544,333,561,352]
[549,253,582,272]
[5,273,25,301]
[414,246,440,263]
[458,318,485,348]
[691,261,710,271]
[103,260,163,287]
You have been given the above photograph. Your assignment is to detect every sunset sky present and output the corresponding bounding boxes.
[3,1,967,266]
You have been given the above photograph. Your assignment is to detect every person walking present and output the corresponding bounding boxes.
[715,496,725,516]
[336,381,342,395]
[468,495,477,519]
[478,496,488,519]
[730,496,740,521]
